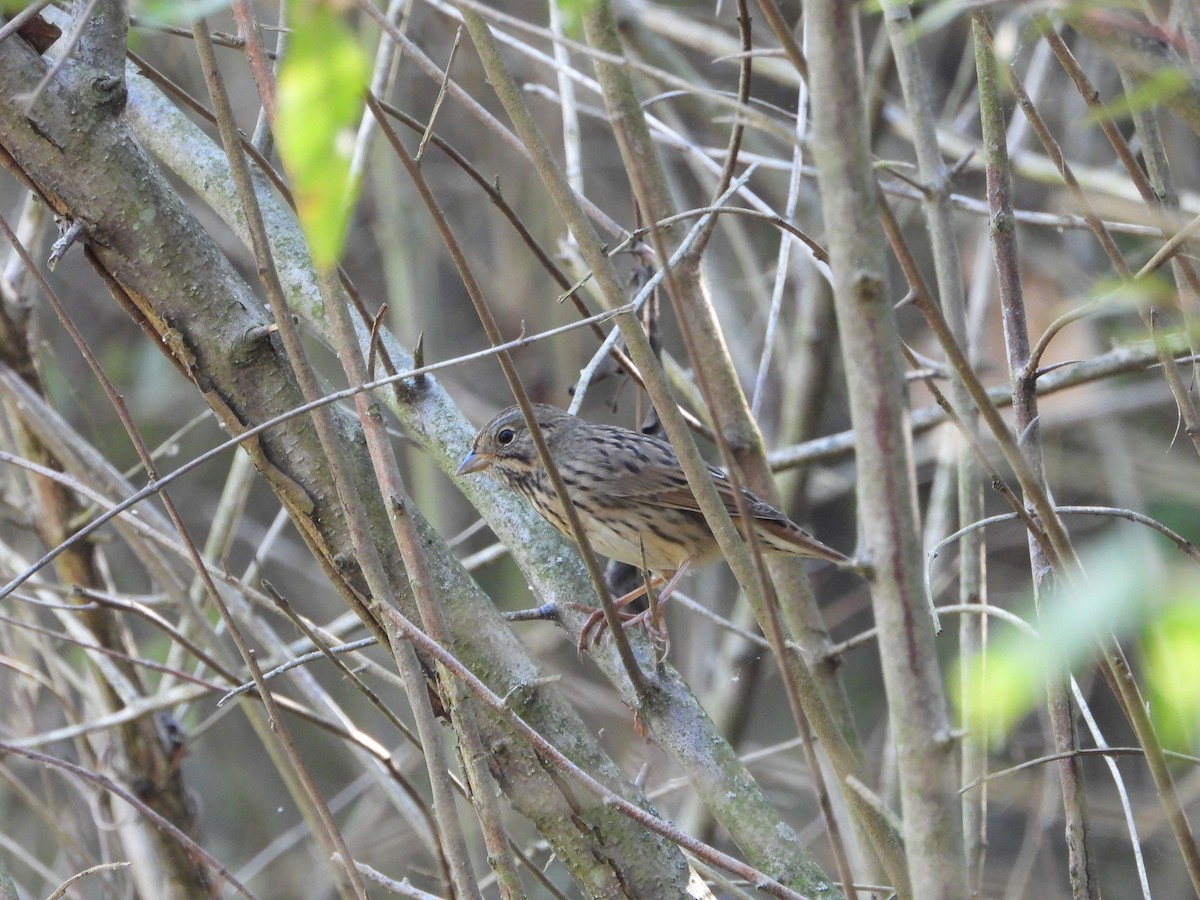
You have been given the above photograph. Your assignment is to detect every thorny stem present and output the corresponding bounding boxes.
[366,93,650,694]
[193,18,377,899]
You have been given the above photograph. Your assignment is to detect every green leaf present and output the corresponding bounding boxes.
[1084,68,1192,126]
[953,537,1152,736]
[956,641,1044,740]
[275,2,370,271]
[553,0,591,35]
[1142,592,1200,750]
[134,0,233,27]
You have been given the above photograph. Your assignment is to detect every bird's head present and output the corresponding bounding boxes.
[455,404,571,481]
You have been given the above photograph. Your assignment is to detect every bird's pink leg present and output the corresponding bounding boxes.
[577,560,692,651]
[625,560,690,644]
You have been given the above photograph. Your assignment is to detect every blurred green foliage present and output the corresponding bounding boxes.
[955,535,1200,751]
[133,0,234,27]
[276,0,370,271]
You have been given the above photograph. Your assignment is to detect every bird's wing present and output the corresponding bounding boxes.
[602,439,848,563]
[604,448,782,523]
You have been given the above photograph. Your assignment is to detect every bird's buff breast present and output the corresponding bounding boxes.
[506,470,700,572]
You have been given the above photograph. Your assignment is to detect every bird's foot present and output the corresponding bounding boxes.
[575,564,690,653]
[575,604,671,654]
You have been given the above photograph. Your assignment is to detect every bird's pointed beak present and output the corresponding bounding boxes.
[455,450,491,476]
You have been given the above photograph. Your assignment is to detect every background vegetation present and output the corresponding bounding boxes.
[0,0,1199,898]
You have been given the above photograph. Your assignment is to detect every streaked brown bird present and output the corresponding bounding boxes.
[456,405,849,591]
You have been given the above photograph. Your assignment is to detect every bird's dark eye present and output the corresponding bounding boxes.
[496,427,516,445]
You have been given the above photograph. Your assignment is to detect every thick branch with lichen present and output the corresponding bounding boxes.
[0,26,692,895]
